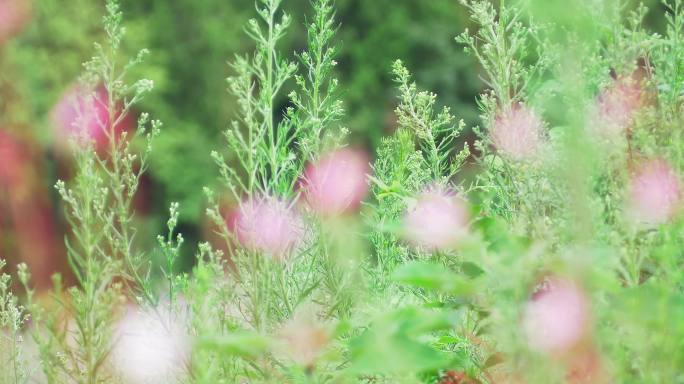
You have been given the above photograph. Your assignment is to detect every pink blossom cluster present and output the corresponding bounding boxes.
[589,77,644,141]
[628,159,681,225]
[50,85,134,154]
[490,104,544,161]
[402,188,469,251]
[227,148,370,259]
[522,276,590,354]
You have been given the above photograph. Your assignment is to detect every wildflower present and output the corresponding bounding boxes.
[50,84,134,154]
[227,197,302,259]
[403,189,469,250]
[589,77,644,141]
[0,0,31,45]
[490,104,544,161]
[302,149,370,216]
[522,277,590,354]
[110,306,189,384]
[277,306,330,367]
[627,159,681,225]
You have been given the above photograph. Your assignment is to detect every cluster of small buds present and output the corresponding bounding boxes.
[402,188,469,251]
[627,159,681,225]
[490,104,544,162]
[50,84,134,154]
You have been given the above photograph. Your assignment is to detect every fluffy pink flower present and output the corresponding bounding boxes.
[403,190,469,250]
[228,197,302,259]
[590,78,644,140]
[302,149,370,216]
[628,159,681,225]
[491,105,544,161]
[110,307,190,384]
[0,0,30,45]
[522,277,590,354]
[277,306,330,366]
[50,85,134,153]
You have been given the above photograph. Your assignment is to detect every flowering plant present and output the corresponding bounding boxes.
[2,0,684,383]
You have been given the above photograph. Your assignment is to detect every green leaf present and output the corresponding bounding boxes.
[393,261,475,296]
[349,306,460,375]
[198,331,271,358]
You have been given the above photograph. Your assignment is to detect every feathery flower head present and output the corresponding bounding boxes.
[403,188,469,250]
[491,104,544,161]
[302,148,370,216]
[522,277,590,354]
[628,159,681,225]
[227,196,303,259]
[589,77,644,141]
[50,84,134,153]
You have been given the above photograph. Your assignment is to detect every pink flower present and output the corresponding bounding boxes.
[628,159,681,225]
[277,306,330,366]
[589,78,643,141]
[0,0,30,45]
[491,105,544,161]
[302,149,370,216]
[522,277,590,354]
[227,197,302,259]
[403,189,469,250]
[111,306,190,384]
[50,84,134,154]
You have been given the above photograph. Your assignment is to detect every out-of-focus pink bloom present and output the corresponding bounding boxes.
[491,105,544,161]
[277,306,330,366]
[302,149,370,216]
[110,307,189,384]
[628,159,681,225]
[227,197,302,259]
[589,78,644,141]
[403,189,469,250]
[522,277,590,354]
[0,0,30,45]
[50,85,134,154]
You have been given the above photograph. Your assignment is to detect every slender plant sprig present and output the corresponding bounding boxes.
[157,202,185,309]
[84,0,160,300]
[0,261,31,384]
[46,1,159,382]
[456,0,548,111]
[289,0,347,164]
[214,0,297,201]
[392,60,470,185]
[655,0,684,116]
